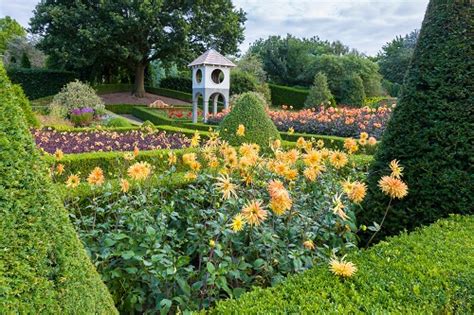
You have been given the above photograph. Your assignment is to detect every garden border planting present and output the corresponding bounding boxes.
[209,214,474,314]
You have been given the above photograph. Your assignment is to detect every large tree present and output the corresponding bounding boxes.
[30,0,246,97]
[360,0,473,241]
[0,16,26,54]
[377,30,419,85]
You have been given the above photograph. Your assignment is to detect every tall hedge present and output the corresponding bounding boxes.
[219,92,281,149]
[269,83,309,109]
[0,63,117,313]
[360,0,474,239]
[6,67,76,99]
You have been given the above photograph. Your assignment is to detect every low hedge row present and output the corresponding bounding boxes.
[105,104,146,114]
[269,83,309,109]
[209,214,474,314]
[6,68,77,100]
[280,131,378,155]
[44,147,196,177]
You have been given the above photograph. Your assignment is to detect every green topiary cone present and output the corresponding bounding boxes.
[0,62,117,313]
[360,0,474,241]
[219,92,281,150]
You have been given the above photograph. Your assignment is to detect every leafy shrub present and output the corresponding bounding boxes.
[105,103,147,114]
[219,92,281,150]
[230,69,258,95]
[159,76,192,93]
[6,67,76,99]
[106,117,133,127]
[340,74,366,107]
[0,62,116,313]
[382,79,401,97]
[49,80,105,118]
[269,83,309,109]
[10,84,40,127]
[70,107,94,127]
[304,72,334,108]
[210,215,474,313]
[361,0,473,240]
[65,135,365,313]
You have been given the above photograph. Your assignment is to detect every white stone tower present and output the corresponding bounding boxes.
[188,49,236,123]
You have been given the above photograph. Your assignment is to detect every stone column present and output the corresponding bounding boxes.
[213,94,218,115]
[203,93,209,123]
[192,95,198,123]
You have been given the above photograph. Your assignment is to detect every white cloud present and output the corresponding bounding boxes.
[2,0,429,56]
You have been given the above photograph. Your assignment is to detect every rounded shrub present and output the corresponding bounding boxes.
[106,116,133,127]
[219,92,281,150]
[49,80,105,118]
[0,62,117,313]
[360,0,473,240]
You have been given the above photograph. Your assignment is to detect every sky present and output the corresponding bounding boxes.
[1,0,429,56]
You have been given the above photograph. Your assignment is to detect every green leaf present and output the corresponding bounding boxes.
[207,262,216,274]
[121,250,135,260]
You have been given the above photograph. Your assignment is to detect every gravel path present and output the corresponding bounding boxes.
[101,92,190,105]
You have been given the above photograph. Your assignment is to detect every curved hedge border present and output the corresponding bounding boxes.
[209,214,474,314]
[269,83,309,109]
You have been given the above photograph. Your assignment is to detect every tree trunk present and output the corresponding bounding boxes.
[133,62,146,98]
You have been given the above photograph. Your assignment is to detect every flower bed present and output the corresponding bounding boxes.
[33,128,190,154]
[208,105,393,139]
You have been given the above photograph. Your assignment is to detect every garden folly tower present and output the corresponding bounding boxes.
[188,49,236,123]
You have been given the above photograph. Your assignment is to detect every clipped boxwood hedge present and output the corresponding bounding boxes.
[159,77,192,92]
[269,83,309,109]
[209,215,474,314]
[43,147,196,178]
[6,68,76,99]
[0,63,117,313]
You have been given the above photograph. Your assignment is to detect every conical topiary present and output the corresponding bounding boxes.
[0,62,117,313]
[219,92,281,149]
[359,0,473,240]
[304,72,333,108]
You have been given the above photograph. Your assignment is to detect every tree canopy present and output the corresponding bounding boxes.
[0,16,26,54]
[30,0,246,97]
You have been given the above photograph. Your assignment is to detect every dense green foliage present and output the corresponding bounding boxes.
[310,54,382,103]
[3,35,47,69]
[269,84,309,109]
[6,67,76,99]
[219,92,281,149]
[341,74,366,107]
[10,84,40,127]
[230,69,259,95]
[304,72,334,108]
[30,0,246,96]
[159,76,192,93]
[377,30,419,96]
[106,117,134,127]
[0,63,116,313]
[361,0,474,240]
[65,141,363,313]
[45,147,195,179]
[0,16,25,53]
[249,34,353,86]
[210,215,474,313]
[105,104,147,114]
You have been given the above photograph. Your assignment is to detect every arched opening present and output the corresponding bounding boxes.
[195,69,202,83]
[211,69,224,84]
[209,92,226,115]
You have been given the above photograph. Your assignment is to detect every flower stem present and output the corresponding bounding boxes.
[366,198,392,248]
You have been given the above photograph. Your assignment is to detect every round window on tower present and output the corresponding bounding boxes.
[211,69,225,84]
[195,69,203,83]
